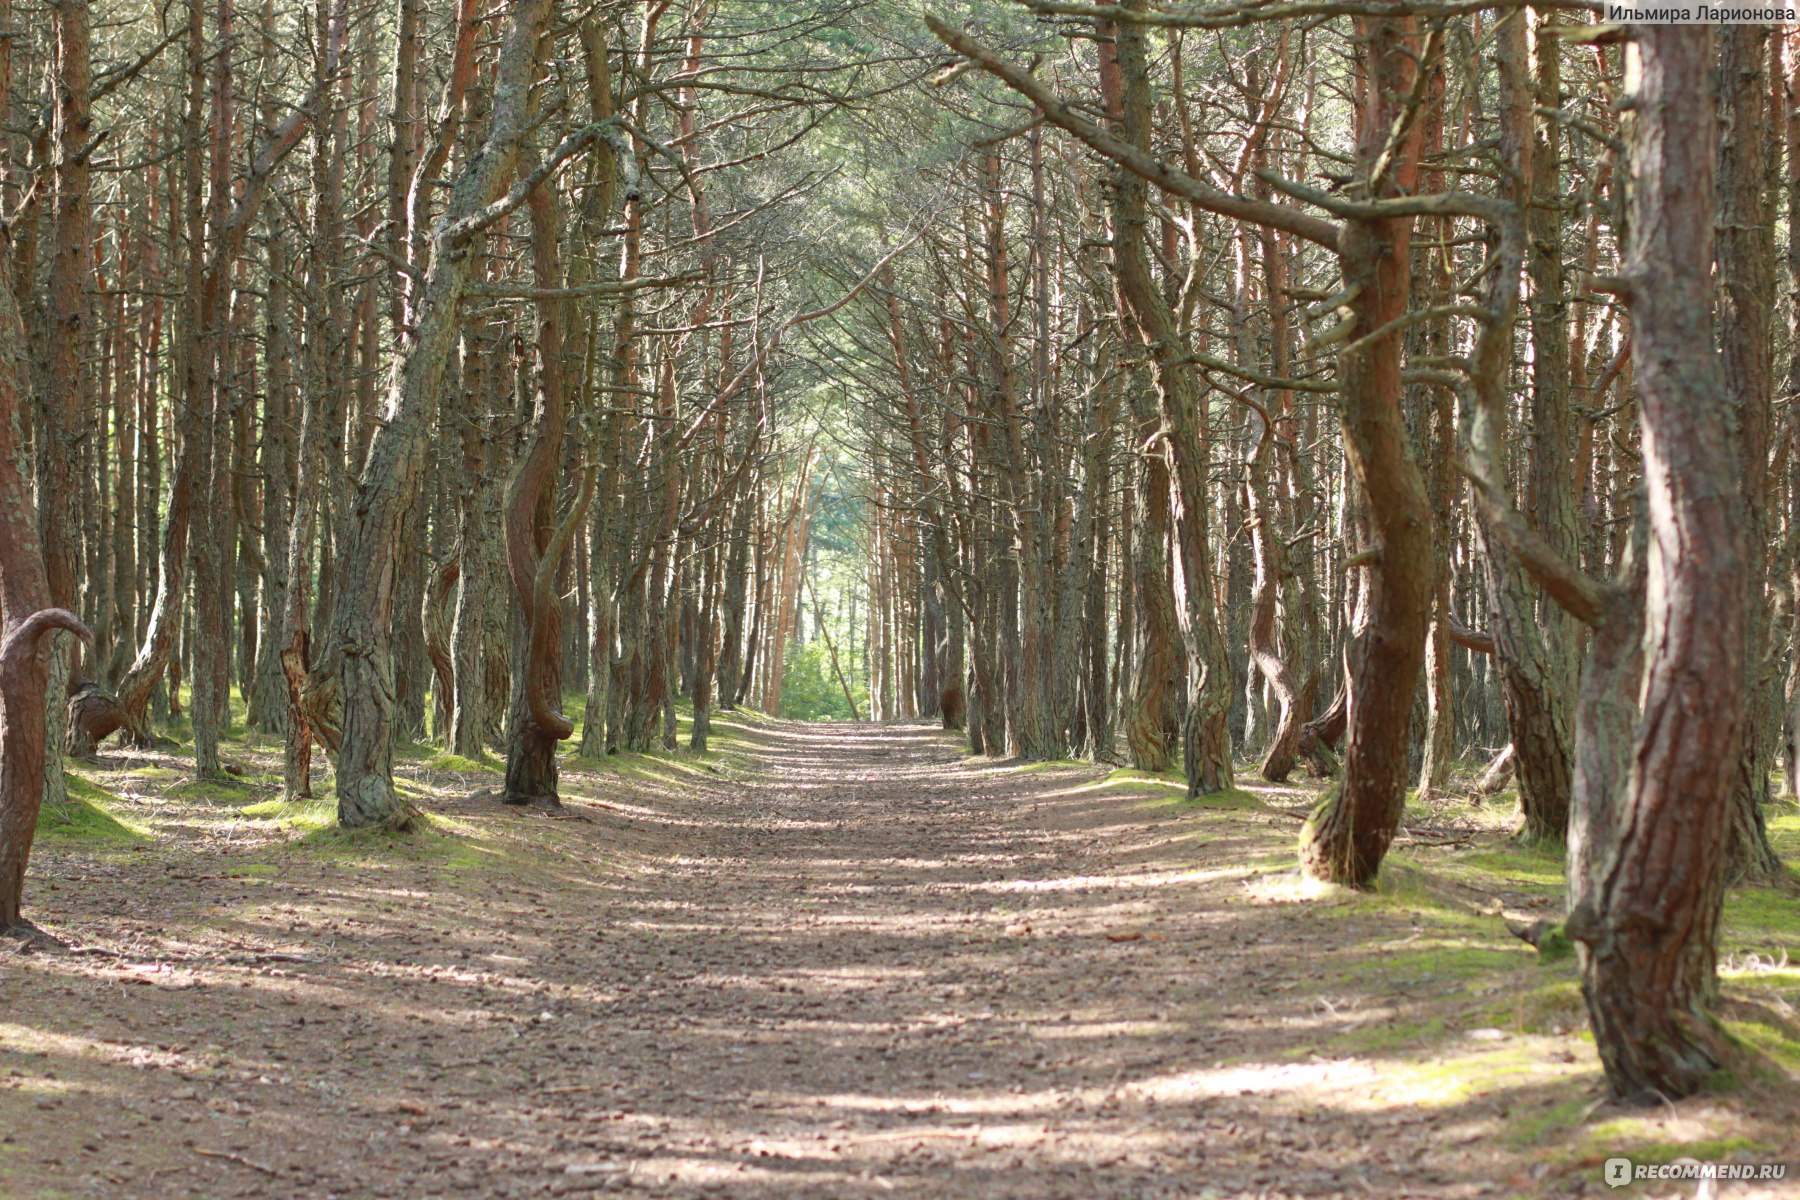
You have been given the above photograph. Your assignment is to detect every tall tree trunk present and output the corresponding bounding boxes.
[1103,6,1232,794]
[501,144,596,806]
[189,0,234,781]
[318,0,560,827]
[38,0,93,807]
[1565,25,1746,1103]
[1717,25,1785,882]
[1,244,95,932]
[1121,361,1176,772]
[1298,12,1433,886]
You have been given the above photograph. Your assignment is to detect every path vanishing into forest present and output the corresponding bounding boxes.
[5,719,1796,1199]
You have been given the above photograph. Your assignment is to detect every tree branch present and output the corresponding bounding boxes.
[925,16,1341,251]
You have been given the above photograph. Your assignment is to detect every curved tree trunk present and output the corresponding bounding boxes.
[1565,25,1747,1103]
[1103,12,1232,794]
[320,0,561,828]
[500,149,596,807]
[0,234,95,933]
[1298,11,1433,887]
[1245,442,1304,783]
[1121,362,1176,773]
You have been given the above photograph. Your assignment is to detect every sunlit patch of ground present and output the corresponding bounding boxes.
[0,714,1793,1198]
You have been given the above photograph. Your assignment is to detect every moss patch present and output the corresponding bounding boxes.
[423,751,501,774]
[238,797,336,834]
[291,810,501,873]
[1580,1120,1773,1164]
[36,777,153,846]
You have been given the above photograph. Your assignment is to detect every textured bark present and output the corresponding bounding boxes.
[1716,26,1784,883]
[1245,431,1306,783]
[1461,14,1574,846]
[1565,27,1745,1103]
[1,229,95,931]
[1786,37,1800,804]
[65,680,124,759]
[37,0,95,810]
[107,266,137,687]
[422,552,458,740]
[985,147,1059,760]
[111,68,201,745]
[249,210,293,735]
[320,0,560,828]
[0,610,92,932]
[501,150,596,806]
[713,492,751,718]
[1243,186,1321,782]
[1105,10,1231,795]
[1121,362,1176,773]
[1298,13,1432,887]
[276,0,353,802]
[189,0,234,781]
[885,268,973,735]
[1519,8,1583,839]
[1413,53,1456,802]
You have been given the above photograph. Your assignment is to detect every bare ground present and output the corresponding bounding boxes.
[3,715,1796,1199]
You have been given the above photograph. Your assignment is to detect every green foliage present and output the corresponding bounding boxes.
[779,639,862,720]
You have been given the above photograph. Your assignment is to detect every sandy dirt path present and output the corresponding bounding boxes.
[3,718,1792,1199]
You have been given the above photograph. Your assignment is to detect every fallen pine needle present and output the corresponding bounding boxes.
[194,1148,281,1177]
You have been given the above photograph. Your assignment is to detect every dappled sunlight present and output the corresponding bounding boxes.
[5,717,1790,1199]
[952,865,1250,894]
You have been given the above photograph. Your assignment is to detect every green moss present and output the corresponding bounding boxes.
[1483,977,1586,1035]
[167,775,268,804]
[984,758,1089,775]
[1767,811,1800,857]
[1720,966,1800,993]
[1330,1013,1446,1054]
[1721,883,1800,955]
[1109,766,1182,788]
[1404,792,1503,828]
[1504,1096,1595,1148]
[1051,767,1181,797]
[36,777,153,845]
[1178,786,1266,811]
[1722,1004,1800,1073]
[1364,864,1488,926]
[1534,923,1575,963]
[1365,1041,1581,1108]
[1348,938,1531,987]
[423,751,500,774]
[238,797,335,833]
[1435,845,1565,894]
[291,811,501,872]
[1581,1121,1771,1164]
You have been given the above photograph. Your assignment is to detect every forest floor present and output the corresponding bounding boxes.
[3,713,1799,1200]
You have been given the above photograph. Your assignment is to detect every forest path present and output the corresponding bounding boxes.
[7,717,1790,1199]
